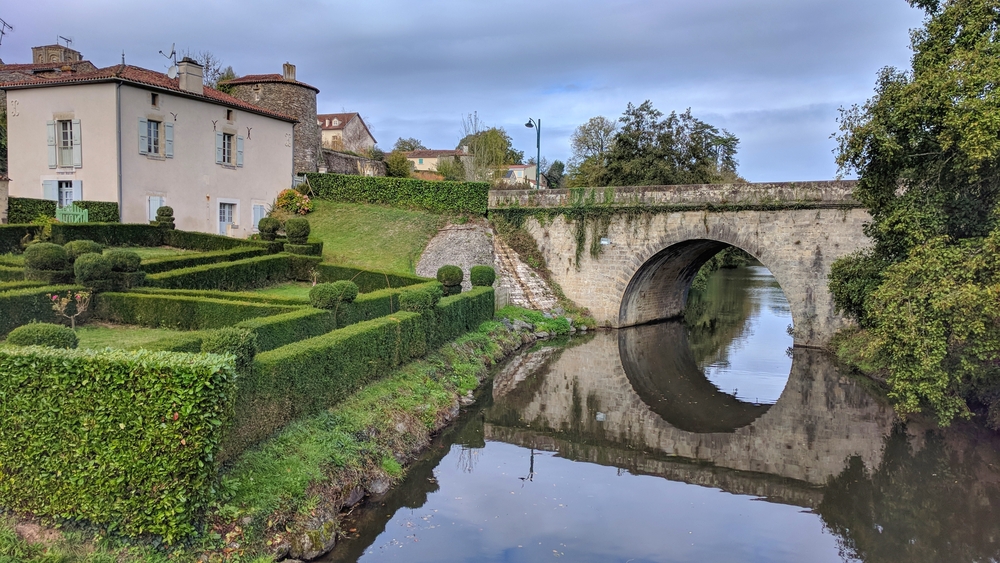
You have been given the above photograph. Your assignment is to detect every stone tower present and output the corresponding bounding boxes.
[223,63,321,174]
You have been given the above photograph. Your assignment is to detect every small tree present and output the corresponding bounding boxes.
[49,291,91,330]
[385,150,412,178]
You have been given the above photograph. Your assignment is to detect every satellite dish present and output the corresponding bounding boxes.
[167,65,178,79]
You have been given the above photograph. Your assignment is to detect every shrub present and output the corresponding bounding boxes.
[470,265,496,287]
[0,224,41,254]
[285,218,311,244]
[141,247,266,274]
[49,223,164,247]
[145,254,316,291]
[76,201,120,223]
[63,240,103,263]
[93,292,299,330]
[0,346,236,541]
[304,173,490,215]
[7,197,57,225]
[385,150,412,178]
[436,265,463,286]
[201,327,258,374]
[74,253,113,289]
[314,263,429,293]
[6,322,78,349]
[283,241,323,255]
[105,249,142,272]
[24,243,67,271]
[258,217,281,241]
[399,283,443,313]
[0,285,77,337]
[156,206,174,220]
[274,189,313,215]
[309,281,359,309]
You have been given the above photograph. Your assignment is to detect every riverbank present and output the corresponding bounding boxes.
[0,310,580,563]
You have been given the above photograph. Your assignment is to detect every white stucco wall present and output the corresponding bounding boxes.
[118,85,294,236]
[5,83,120,204]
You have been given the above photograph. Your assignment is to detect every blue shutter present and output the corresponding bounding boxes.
[46,121,57,168]
[164,122,174,158]
[138,118,148,155]
[71,119,82,168]
[216,132,224,164]
[71,180,83,202]
[236,136,244,168]
[42,180,58,201]
[252,204,265,232]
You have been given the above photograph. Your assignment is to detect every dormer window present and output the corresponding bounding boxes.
[332,118,340,126]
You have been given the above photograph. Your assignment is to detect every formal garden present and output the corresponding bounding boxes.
[0,193,498,546]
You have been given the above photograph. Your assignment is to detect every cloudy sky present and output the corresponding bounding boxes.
[2,0,925,181]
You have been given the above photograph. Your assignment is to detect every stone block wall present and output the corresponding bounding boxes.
[228,82,321,174]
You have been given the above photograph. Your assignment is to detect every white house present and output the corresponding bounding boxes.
[317,113,376,153]
[2,57,296,236]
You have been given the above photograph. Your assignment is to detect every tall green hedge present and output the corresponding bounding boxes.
[8,198,119,224]
[0,285,79,336]
[304,173,490,214]
[221,312,423,459]
[145,254,319,291]
[316,263,430,292]
[141,247,267,274]
[50,223,163,247]
[93,292,299,330]
[432,287,495,347]
[129,287,309,306]
[0,346,235,541]
[0,265,24,282]
[163,229,282,253]
[0,224,40,254]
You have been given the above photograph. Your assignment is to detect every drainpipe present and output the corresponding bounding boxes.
[115,82,123,221]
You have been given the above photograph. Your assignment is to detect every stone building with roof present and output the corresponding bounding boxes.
[317,112,376,153]
[2,56,296,236]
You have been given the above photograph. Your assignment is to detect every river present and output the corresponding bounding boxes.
[323,264,1000,563]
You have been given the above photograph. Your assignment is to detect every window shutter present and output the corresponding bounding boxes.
[216,132,224,164]
[46,121,57,169]
[71,119,82,168]
[252,204,264,231]
[42,180,58,201]
[164,123,174,158]
[139,118,148,155]
[148,196,164,221]
[72,180,83,202]
[236,136,244,168]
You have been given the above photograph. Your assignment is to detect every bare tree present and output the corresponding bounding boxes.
[182,49,229,89]
[460,112,516,184]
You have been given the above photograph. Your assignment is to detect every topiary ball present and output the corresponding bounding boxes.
[258,217,281,241]
[74,253,113,288]
[285,218,311,245]
[399,283,444,312]
[63,240,104,263]
[23,242,68,271]
[470,265,496,287]
[436,265,464,286]
[201,327,258,374]
[309,281,360,309]
[6,322,78,349]
[155,206,174,219]
[105,249,142,272]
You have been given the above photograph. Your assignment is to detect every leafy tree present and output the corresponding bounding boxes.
[393,137,426,152]
[565,116,617,187]
[830,0,1000,323]
[458,112,523,183]
[544,160,565,189]
[215,66,238,94]
[384,150,411,178]
[599,102,740,187]
[182,50,230,89]
[436,157,466,181]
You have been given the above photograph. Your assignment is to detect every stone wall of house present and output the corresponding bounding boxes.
[228,82,321,174]
[320,149,386,176]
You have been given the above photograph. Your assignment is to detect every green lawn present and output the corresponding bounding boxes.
[250,282,313,301]
[75,324,200,350]
[306,200,449,274]
[110,246,196,259]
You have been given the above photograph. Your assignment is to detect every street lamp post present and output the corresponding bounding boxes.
[525,118,541,189]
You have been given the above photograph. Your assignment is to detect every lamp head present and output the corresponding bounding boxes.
[525,120,534,128]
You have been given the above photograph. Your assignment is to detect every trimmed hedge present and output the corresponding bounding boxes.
[131,332,205,353]
[6,322,79,348]
[222,312,423,459]
[236,307,337,352]
[283,241,323,256]
[145,254,318,291]
[7,197,56,224]
[24,243,68,271]
[315,263,429,293]
[106,249,142,273]
[0,285,80,337]
[284,218,310,245]
[258,217,281,240]
[93,292,300,330]
[470,265,496,287]
[432,287,495,347]
[304,173,490,215]
[202,328,258,374]
[163,229,281,254]
[0,346,235,541]
[0,224,41,254]
[74,253,113,290]
[310,281,359,309]
[50,223,164,247]
[0,265,25,282]
[0,280,46,292]
[75,201,120,223]
[127,287,309,306]
[64,240,104,263]
[140,247,267,274]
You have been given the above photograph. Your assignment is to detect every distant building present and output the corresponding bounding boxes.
[317,112,376,153]
[405,148,468,172]
[222,65,322,174]
[2,55,296,236]
[502,163,544,188]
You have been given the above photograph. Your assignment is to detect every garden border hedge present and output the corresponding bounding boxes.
[316,263,430,293]
[145,254,319,291]
[7,198,120,224]
[0,284,80,336]
[141,246,267,274]
[304,173,490,215]
[93,292,300,330]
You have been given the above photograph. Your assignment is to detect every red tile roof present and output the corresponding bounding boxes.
[0,64,297,122]
[316,112,359,131]
[405,149,468,158]
[220,73,320,93]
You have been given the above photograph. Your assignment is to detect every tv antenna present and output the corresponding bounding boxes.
[159,43,178,78]
[57,35,73,48]
[0,17,13,47]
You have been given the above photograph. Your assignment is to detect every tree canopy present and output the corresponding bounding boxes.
[392,137,426,152]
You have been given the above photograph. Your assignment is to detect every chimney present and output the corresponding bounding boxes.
[283,62,296,82]
[177,57,204,95]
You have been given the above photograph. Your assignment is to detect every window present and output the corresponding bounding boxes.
[139,118,173,158]
[219,202,237,235]
[148,196,165,222]
[222,133,234,164]
[226,109,234,121]
[150,93,159,108]
[252,203,267,232]
[58,181,74,208]
[46,120,82,169]
[418,158,424,165]
[146,120,160,155]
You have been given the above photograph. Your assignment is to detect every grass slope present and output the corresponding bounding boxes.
[305,200,448,274]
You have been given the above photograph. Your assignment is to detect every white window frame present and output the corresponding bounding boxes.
[218,198,240,236]
[58,120,74,167]
[222,133,234,165]
[58,180,74,208]
[147,120,161,155]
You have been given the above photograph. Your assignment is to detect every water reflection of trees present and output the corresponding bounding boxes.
[818,425,1000,563]
[684,263,761,369]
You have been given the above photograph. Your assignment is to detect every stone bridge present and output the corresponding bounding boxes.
[488,181,869,347]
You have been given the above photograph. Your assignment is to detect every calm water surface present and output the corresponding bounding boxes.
[324,265,1000,563]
